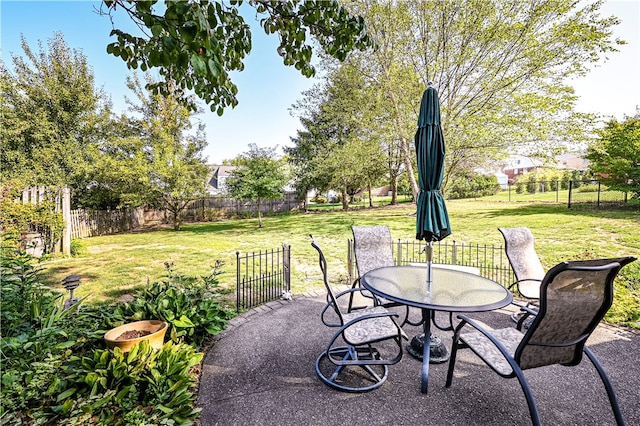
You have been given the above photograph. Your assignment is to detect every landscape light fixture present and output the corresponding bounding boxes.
[62,274,81,310]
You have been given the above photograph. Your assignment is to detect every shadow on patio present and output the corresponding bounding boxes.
[197,291,639,426]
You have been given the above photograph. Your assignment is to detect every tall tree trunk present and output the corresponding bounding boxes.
[368,183,373,208]
[388,89,419,201]
[257,198,263,228]
[391,176,398,205]
[341,186,349,210]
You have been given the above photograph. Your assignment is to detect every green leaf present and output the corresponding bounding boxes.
[173,315,195,327]
[54,340,76,349]
[181,22,198,43]
[190,55,207,75]
[56,387,77,402]
[151,24,164,37]
[207,59,220,79]
[156,404,174,414]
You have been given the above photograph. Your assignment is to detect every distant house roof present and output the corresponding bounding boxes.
[206,165,237,195]
[555,153,589,170]
[502,155,543,171]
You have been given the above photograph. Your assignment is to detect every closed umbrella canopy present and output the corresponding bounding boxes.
[415,84,451,242]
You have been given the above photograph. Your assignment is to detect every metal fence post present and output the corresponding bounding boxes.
[236,251,241,311]
[283,243,291,291]
[568,180,573,209]
[451,240,458,265]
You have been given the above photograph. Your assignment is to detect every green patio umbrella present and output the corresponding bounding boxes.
[415,82,451,284]
[409,82,452,363]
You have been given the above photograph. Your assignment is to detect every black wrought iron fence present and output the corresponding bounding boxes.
[567,180,630,209]
[348,238,514,287]
[236,244,291,312]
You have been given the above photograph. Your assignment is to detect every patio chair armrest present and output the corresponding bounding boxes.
[507,278,543,291]
[334,287,372,300]
[454,314,516,362]
[320,301,342,327]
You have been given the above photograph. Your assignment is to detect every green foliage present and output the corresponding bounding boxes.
[98,73,210,227]
[65,341,203,424]
[587,115,640,198]
[605,262,640,329]
[287,65,388,210]
[1,243,231,424]
[310,194,328,204]
[113,261,233,347]
[100,0,372,114]
[0,32,110,189]
[0,187,65,254]
[0,246,98,423]
[321,0,623,199]
[70,239,87,257]
[447,173,500,199]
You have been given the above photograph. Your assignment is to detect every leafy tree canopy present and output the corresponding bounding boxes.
[226,144,288,227]
[587,114,640,197]
[332,0,625,198]
[100,0,372,115]
[0,33,110,189]
[288,64,388,209]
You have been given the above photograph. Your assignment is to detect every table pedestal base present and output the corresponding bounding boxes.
[407,333,450,363]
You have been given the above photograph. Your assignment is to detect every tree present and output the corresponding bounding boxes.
[586,114,640,198]
[99,0,372,114]
[288,63,387,210]
[76,113,153,209]
[0,33,110,190]
[125,73,209,230]
[340,0,624,199]
[226,144,288,228]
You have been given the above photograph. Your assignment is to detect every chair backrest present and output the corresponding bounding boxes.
[498,227,546,297]
[310,235,344,321]
[515,257,636,371]
[352,226,395,278]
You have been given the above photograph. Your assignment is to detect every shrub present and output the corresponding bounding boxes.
[576,182,600,193]
[310,194,327,203]
[0,190,65,255]
[70,239,87,257]
[0,243,233,424]
[61,341,203,424]
[605,262,640,329]
[448,173,500,199]
[112,261,234,347]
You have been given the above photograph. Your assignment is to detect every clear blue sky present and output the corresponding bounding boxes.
[1,1,639,164]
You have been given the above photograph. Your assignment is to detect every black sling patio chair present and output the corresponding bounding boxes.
[499,227,546,328]
[311,235,405,392]
[351,225,410,325]
[445,256,636,426]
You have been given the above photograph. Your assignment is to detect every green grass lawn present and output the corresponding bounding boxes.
[41,200,639,306]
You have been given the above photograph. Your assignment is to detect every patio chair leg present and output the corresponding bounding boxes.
[512,366,542,426]
[584,347,626,426]
[315,346,389,393]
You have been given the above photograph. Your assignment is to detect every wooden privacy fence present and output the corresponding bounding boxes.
[347,238,514,288]
[182,192,303,221]
[69,208,144,239]
[236,244,291,312]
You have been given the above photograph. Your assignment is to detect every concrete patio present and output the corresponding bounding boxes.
[197,290,640,426]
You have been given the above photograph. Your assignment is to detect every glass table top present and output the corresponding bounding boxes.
[361,265,512,312]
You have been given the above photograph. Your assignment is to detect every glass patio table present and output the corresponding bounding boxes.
[361,265,512,394]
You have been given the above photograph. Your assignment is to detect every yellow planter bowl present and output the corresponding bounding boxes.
[104,320,168,352]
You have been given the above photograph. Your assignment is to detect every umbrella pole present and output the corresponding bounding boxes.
[426,241,433,292]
